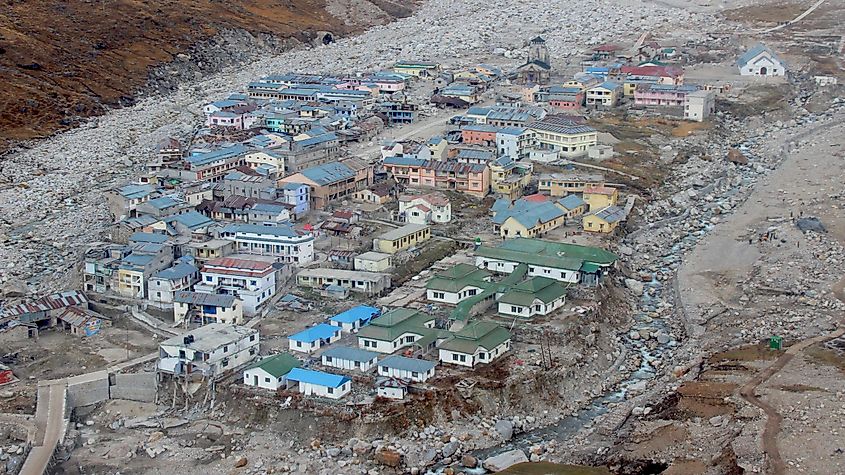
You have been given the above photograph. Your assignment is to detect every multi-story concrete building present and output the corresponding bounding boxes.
[383,157,489,198]
[193,257,278,316]
[529,118,598,159]
[296,268,392,296]
[634,84,699,107]
[684,90,716,122]
[157,323,259,380]
[278,159,373,210]
[537,172,605,196]
[219,223,314,264]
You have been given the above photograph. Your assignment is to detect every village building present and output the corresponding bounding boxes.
[475,238,619,286]
[105,183,159,221]
[147,257,200,308]
[373,223,432,254]
[383,156,490,198]
[582,186,619,211]
[279,182,310,216]
[684,90,716,122]
[288,323,342,353]
[354,251,394,273]
[193,257,278,317]
[329,305,380,332]
[398,193,452,224]
[173,291,244,325]
[425,263,492,305]
[183,145,249,182]
[157,323,259,379]
[353,181,395,205]
[517,37,551,85]
[185,239,235,264]
[489,156,532,200]
[285,368,351,399]
[496,277,568,318]
[528,117,598,159]
[115,242,175,299]
[356,308,438,354]
[583,205,626,234]
[219,223,314,264]
[555,194,588,218]
[321,347,380,372]
[586,81,623,107]
[393,61,440,78]
[376,377,408,400]
[1,290,89,329]
[278,159,373,210]
[537,172,605,196]
[296,268,392,296]
[737,43,786,77]
[491,195,565,238]
[243,353,301,390]
[438,321,511,368]
[634,84,699,107]
[135,196,189,219]
[56,307,110,337]
[378,355,436,383]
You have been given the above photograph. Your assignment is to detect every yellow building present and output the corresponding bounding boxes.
[374,224,431,254]
[116,268,145,298]
[393,61,440,78]
[583,205,625,234]
[493,199,565,239]
[245,150,285,172]
[582,186,619,211]
[490,156,532,200]
[538,172,605,197]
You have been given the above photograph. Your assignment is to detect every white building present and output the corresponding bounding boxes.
[437,321,511,368]
[287,323,342,354]
[398,193,452,225]
[737,43,786,77]
[193,256,278,317]
[173,291,244,325]
[296,268,392,296]
[220,223,314,265]
[684,90,716,122]
[425,263,492,305]
[377,355,436,383]
[286,368,351,399]
[157,323,259,379]
[376,377,408,400]
[356,309,437,354]
[147,258,200,308]
[353,252,394,273]
[320,346,380,372]
[496,277,567,318]
[242,353,301,390]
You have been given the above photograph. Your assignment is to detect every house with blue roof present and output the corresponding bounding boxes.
[737,43,786,77]
[115,241,175,299]
[555,194,587,218]
[148,256,200,308]
[288,323,342,353]
[151,211,217,237]
[377,355,437,383]
[106,183,159,221]
[278,158,373,210]
[136,195,186,218]
[586,81,623,107]
[329,305,380,332]
[492,195,566,239]
[285,367,351,399]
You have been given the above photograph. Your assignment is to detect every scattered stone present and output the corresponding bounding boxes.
[483,449,529,472]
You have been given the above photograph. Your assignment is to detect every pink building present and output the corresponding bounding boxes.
[383,157,489,198]
[634,84,700,107]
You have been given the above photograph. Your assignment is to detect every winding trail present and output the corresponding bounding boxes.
[738,327,845,475]
[760,0,827,33]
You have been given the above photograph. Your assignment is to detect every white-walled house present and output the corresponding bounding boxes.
[288,323,342,353]
[321,346,380,372]
[356,308,437,354]
[329,305,380,332]
[173,291,244,325]
[193,256,277,317]
[438,321,511,368]
[398,193,452,224]
[377,355,436,383]
[425,263,492,305]
[286,368,351,399]
[376,377,408,400]
[158,323,259,379]
[737,44,786,77]
[243,353,301,390]
[496,277,568,319]
[220,223,314,264]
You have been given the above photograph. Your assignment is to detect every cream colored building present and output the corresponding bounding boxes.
[354,251,394,272]
[529,122,598,159]
[373,224,432,254]
[582,186,619,211]
[538,172,605,197]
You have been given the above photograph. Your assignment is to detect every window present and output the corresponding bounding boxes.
[327,387,334,394]
[250,280,257,286]
[223,345,229,353]
[222,359,229,367]
[296,341,302,347]
[411,371,419,378]
[452,353,460,361]
[156,291,161,297]
[459,354,466,362]
[381,366,388,372]
[354,361,360,368]
[264,377,271,383]
[325,356,333,363]
[250,335,256,341]
[205,276,212,282]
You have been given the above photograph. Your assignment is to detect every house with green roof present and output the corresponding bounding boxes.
[438,321,511,368]
[242,353,301,390]
[356,308,440,354]
[497,277,568,318]
[425,263,493,305]
[475,237,619,286]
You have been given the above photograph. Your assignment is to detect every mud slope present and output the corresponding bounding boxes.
[0,0,413,151]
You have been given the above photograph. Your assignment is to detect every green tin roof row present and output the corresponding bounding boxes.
[497,277,569,306]
[438,321,511,354]
[356,308,436,342]
[245,353,301,378]
[476,238,618,271]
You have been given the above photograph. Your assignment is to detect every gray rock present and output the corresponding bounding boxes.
[441,441,459,458]
[483,449,528,472]
[494,419,514,441]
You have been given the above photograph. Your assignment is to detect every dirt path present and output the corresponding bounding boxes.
[739,328,845,475]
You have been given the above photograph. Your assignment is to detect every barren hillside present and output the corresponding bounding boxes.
[0,0,413,151]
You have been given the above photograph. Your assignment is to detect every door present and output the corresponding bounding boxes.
[760,66,767,75]
[253,375,258,386]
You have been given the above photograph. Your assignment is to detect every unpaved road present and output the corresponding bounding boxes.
[739,328,845,475]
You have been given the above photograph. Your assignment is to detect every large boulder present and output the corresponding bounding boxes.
[494,419,514,441]
[375,448,402,467]
[726,148,748,165]
[483,449,528,472]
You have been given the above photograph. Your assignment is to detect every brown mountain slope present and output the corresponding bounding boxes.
[0,0,412,151]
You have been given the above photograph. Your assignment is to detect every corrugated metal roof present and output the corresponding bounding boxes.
[173,291,236,307]
[286,367,349,387]
[299,162,355,186]
[330,305,380,324]
[288,323,340,343]
[379,355,436,373]
[321,346,379,362]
